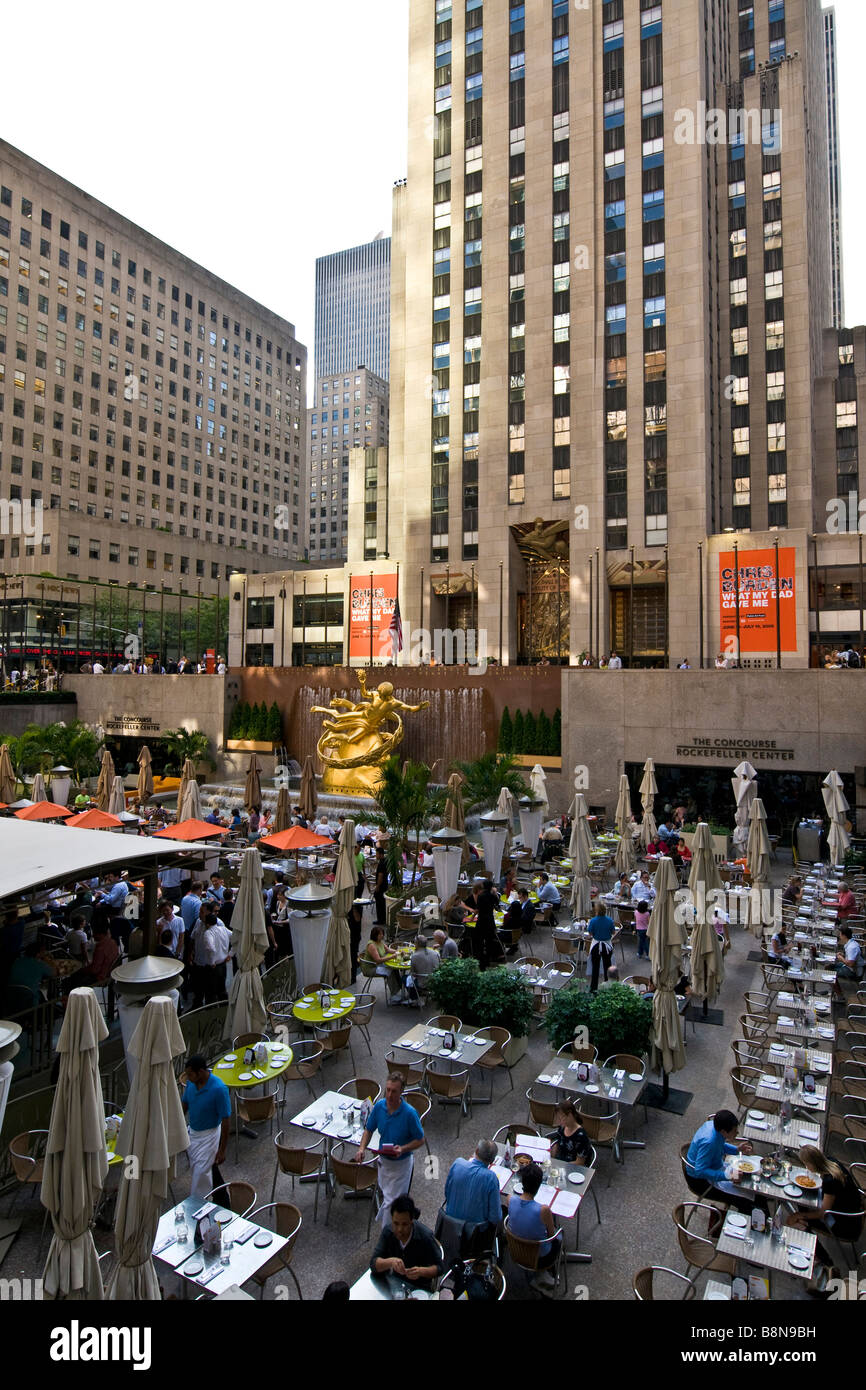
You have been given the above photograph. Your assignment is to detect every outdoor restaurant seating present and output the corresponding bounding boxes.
[202,1180,257,1218]
[246,1201,304,1299]
[270,1128,326,1213]
[325,1142,379,1239]
[672,1202,739,1286]
[427,1061,472,1136]
[503,1216,568,1297]
[633,1265,696,1300]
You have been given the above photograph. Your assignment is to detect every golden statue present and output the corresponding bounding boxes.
[311,671,430,797]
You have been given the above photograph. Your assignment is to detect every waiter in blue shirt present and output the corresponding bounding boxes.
[182,1053,232,1198]
[356,1074,425,1226]
[588,904,616,992]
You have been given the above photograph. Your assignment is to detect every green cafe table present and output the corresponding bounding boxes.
[292,990,357,1026]
[213,1042,295,1086]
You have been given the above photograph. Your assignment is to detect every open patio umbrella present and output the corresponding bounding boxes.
[229,847,270,1036]
[95,748,115,813]
[108,775,126,816]
[259,825,334,854]
[648,856,687,1082]
[639,758,658,850]
[31,772,48,803]
[152,817,228,842]
[136,745,154,804]
[688,823,725,1009]
[41,988,109,1300]
[746,797,772,938]
[66,808,124,830]
[273,786,291,833]
[179,777,202,821]
[446,771,470,867]
[614,774,636,877]
[298,754,317,822]
[530,764,549,819]
[0,744,16,804]
[324,820,355,988]
[732,759,757,857]
[106,996,188,1300]
[822,770,851,866]
[176,757,196,823]
[569,793,594,920]
[496,787,516,861]
[14,800,73,821]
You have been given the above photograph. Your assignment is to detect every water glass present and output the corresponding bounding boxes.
[176,1219,189,1245]
[220,1238,233,1267]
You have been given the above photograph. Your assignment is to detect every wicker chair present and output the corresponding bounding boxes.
[337,1077,382,1103]
[384,1049,427,1093]
[234,1084,278,1162]
[313,1021,355,1071]
[202,1180,257,1217]
[472,1026,514,1100]
[326,1141,379,1239]
[525,1085,559,1129]
[269,1128,326,1213]
[503,1216,567,1297]
[427,1061,472,1137]
[632,1265,696,1300]
[673,1202,738,1284]
[246,1202,303,1298]
[350,994,375,1056]
[278,1040,324,1110]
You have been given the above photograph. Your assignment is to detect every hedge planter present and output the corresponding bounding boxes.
[682,830,732,862]
[502,1033,529,1067]
[226,740,274,753]
[513,755,562,771]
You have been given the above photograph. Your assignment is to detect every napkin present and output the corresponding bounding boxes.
[199,1264,223,1286]
[746,1118,768,1130]
[797,1125,820,1140]
[723,1227,746,1241]
[760,1076,781,1089]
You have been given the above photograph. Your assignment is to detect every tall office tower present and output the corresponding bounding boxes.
[388,0,831,665]
[0,140,307,597]
[823,5,844,330]
[313,238,391,385]
[307,365,389,563]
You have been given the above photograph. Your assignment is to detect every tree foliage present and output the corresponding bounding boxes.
[159,728,216,773]
[449,751,528,813]
[370,755,448,888]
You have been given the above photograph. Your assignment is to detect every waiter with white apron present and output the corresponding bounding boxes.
[182,1054,232,1199]
[356,1074,425,1225]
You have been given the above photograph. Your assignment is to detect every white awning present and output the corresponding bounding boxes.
[0,819,218,902]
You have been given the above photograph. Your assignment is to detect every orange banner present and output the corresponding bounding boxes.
[719,548,797,654]
[348,574,398,660]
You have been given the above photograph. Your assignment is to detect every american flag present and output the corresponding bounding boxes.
[389,594,403,661]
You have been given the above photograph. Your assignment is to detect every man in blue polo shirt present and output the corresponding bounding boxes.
[686,1109,755,1214]
[357,1073,424,1226]
[588,904,616,992]
[182,1053,232,1198]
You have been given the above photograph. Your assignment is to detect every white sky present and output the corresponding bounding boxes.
[1,0,862,366]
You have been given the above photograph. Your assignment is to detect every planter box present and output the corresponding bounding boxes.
[513,755,562,771]
[682,830,732,863]
[226,739,274,753]
[503,1032,529,1067]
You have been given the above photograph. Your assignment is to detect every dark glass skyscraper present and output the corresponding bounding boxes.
[314,236,391,383]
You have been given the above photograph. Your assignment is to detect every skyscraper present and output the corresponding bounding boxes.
[823,5,844,329]
[387,0,833,664]
[313,237,391,384]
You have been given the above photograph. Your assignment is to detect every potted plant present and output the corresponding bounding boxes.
[472,966,534,1063]
[544,984,593,1052]
[426,957,480,1023]
[545,981,652,1061]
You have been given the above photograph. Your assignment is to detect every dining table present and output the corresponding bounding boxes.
[764,1040,833,1075]
[391,1022,494,1065]
[349,1268,439,1300]
[492,1138,596,1263]
[725,1154,825,1213]
[152,1196,289,1298]
[532,1055,647,1159]
[740,1107,824,1150]
[291,989,357,1026]
[715,1208,817,1291]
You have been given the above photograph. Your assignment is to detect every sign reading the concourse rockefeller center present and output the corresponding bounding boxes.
[675,737,795,762]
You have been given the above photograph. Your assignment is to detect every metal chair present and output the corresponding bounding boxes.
[632,1265,696,1300]
[384,1049,427,1093]
[233,1032,269,1050]
[493,1121,540,1147]
[603,1052,648,1125]
[427,1060,472,1136]
[403,1091,433,1157]
[313,1020,355,1071]
[556,1042,598,1064]
[326,1141,379,1239]
[358,956,389,1002]
[269,1127,326,1214]
[234,1084,278,1162]
[350,993,375,1056]
[503,1215,567,1297]
[202,1180,257,1217]
[576,1106,622,1182]
[427,1014,462,1033]
[673,1202,738,1284]
[246,1201,303,1299]
[278,1040,324,1110]
[526,1085,559,1129]
[472,1026,514,1100]
[679,1142,719,1205]
[337,1077,382,1103]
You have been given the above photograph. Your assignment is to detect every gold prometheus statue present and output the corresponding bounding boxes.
[311,671,430,797]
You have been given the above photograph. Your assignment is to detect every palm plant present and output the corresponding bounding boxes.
[159,728,216,774]
[449,750,529,814]
[370,755,448,888]
[0,720,102,785]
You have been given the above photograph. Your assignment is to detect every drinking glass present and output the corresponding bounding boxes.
[176,1219,189,1245]
[220,1238,233,1267]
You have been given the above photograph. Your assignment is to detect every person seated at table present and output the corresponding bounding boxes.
[65,913,90,962]
[685,1109,757,1214]
[407,934,440,1002]
[507,1161,561,1295]
[66,922,119,991]
[784,1145,863,1269]
[676,837,692,866]
[204,806,225,827]
[432,927,459,960]
[443,894,469,930]
[364,926,403,999]
[515,887,536,937]
[631,870,656,905]
[782,876,803,907]
[499,866,518,897]
[835,925,864,985]
[768,928,793,969]
[322,1281,350,1301]
[644,838,662,857]
[502,894,524,943]
[834,881,858,922]
[229,806,244,833]
[657,818,677,845]
[612,875,633,902]
[550,1101,592,1165]
[442,1139,502,1254]
[537,872,561,920]
[9,943,57,1003]
[370,1194,445,1292]
[587,904,616,992]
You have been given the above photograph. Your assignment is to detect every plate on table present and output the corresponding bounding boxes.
[795,1175,819,1191]
[437,1048,453,1057]
[266,1042,285,1052]
[295,1002,311,1010]
[785,1184,803,1198]
[223,1053,237,1061]
[737,1160,758,1175]
[302,1117,317,1128]
[727,1213,748,1229]
[770,1172,788,1187]
[338,1127,354,1139]
[567,1171,585,1186]
[253,1232,273,1249]
[628,1073,643,1082]
[813,1063,830,1074]
[214,1211,234,1226]
[584,1083,600,1093]
[788,1251,811,1271]
[184,1259,204,1276]
[747,1110,767,1122]
[769,1044,787,1054]
[340,998,354,1006]
[237,1072,253,1081]
[537,1074,553,1084]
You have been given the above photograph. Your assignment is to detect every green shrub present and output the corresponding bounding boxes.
[473,966,534,1039]
[512,710,525,755]
[498,706,513,754]
[551,708,561,754]
[267,701,282,744]
[544,985,593,1051]
[536,710,551,756]
[426,957,480,1021]
[545,981,652,1060]
[523,711,538,754]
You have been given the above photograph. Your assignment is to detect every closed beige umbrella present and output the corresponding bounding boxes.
[324,820,355,989]
[732,759,757,858]
[648,856,687,1078]
[0,743,16,803]
[31,771,48,803]
[688,822,725,1008]
[179,777,202,822]
[95,748,115,813]
[639,757,658,850]
[822,770,851,866]
[530,764,549,819]
[496,787,516,861]
[229,847,270,1037]
[569,793,593,919]
[297,754,316,821]
[106,996,189,1300]
[614,774,636,877]
[136,745,154,804]
[41,988,109,1299]
[108,775,126,817]
[446,771,470,867]
[273,785,291,833]
[176,757,196,822]
[746,797,771,938]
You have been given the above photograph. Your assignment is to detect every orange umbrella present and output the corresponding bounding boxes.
[152,818,229,842]
[259,826,334,853]
[15,800,74,821]
[66,809,124,829]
